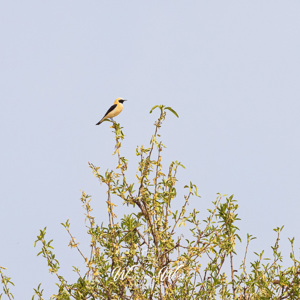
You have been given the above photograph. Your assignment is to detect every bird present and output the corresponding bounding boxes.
[96,98,127,125]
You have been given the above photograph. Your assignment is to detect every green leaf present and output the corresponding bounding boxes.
[149,105,160,114]
[165,107,179,118]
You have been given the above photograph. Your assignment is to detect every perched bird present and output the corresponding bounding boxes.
[96,98,127,125]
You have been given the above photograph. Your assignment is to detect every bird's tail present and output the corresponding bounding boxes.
[96,118,104,125]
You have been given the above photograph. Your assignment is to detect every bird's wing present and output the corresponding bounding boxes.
[103,104,117,118]
[96,104,117,125]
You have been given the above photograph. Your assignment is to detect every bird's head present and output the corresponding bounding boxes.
[115,98,127,104]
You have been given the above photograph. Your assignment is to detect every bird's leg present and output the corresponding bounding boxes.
[109,118,115,128]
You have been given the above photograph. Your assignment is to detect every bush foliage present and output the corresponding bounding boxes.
[1,106,300,299]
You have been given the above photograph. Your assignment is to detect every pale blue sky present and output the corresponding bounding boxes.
[0,1,300,298]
